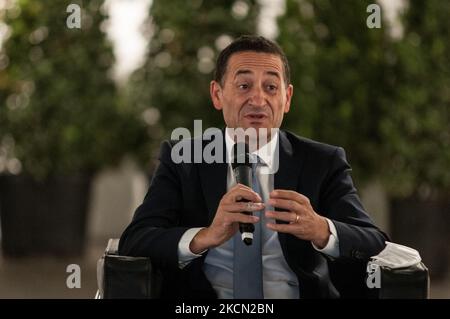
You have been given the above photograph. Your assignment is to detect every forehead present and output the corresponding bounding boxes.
[226,51,284,79]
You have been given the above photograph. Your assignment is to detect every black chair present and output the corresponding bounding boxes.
[96,238,429,299]
[96,238,161,299]
[369,261,429,298]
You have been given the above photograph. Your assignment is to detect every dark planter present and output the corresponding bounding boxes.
[0,174,92,257]
[390,196,450,280]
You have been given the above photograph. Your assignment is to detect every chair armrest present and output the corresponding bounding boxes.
[366,242,430,299]
[105,238,120,255]
[376,262,430,299]
[97,238,162,299]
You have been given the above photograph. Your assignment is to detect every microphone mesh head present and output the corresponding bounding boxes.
[231,143,251,169]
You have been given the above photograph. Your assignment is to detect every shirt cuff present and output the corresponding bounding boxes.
[312,218,340,258]
[178,227,207,269]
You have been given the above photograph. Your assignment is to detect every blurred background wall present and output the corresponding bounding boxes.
[0,0,449,298]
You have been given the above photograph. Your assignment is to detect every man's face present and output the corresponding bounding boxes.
[210,51,293,131]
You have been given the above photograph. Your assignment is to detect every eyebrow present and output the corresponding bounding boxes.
[234,69,281,80]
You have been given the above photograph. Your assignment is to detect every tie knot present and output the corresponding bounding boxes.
[250,154,260,171]
[251,154,267,171]
[252,154,264,164]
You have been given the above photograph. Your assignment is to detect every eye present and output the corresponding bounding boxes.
[267,85,278,92]
[238,83,249,90]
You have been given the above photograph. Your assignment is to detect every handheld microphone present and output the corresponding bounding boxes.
[231,142,254,246]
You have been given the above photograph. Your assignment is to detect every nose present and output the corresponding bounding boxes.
[248,86,266,107]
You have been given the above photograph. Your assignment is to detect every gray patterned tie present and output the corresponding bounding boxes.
[233,155,264,299]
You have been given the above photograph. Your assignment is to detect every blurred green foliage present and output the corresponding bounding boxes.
[0,0,448,198]
[126,0,261,137]
[278,0,450,198]
[380,0,450,198]
[277,0,392,185]
[0,0,149,180]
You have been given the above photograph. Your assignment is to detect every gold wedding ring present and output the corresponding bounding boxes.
[294,213,300,223]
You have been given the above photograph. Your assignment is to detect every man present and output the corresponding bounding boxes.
[119,35,387,298]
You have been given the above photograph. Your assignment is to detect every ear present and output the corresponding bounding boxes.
[210,81,223,111]
[284,84,293,113]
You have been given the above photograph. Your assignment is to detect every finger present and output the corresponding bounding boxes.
[231,183,252,192]
[267,198,302,212]
[226,212,260,224]
[265,210,297,223]
[270,190,310,205]
[222,202,265,213]
[226,187,262,203]
[227,184,252,200]
[266,222,294,234]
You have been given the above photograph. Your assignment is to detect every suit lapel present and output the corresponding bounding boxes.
[274,130,302,194]
[198,129,228,223]
[274,130,302,234]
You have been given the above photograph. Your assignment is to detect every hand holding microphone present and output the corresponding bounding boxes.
[188,143,263,254]
[231,143,257,245]
[189,184,263,253]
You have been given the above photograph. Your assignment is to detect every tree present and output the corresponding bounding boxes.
[0,0,148,180]
[0,0,149,256]
[127,0,260,138]
[378,0,450,279]
[380,0,450,198]
[277,0,393,184]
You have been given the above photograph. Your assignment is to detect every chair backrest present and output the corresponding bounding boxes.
[97,238,162,299]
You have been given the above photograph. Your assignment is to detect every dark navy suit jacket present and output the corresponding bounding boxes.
[119,130,387,298]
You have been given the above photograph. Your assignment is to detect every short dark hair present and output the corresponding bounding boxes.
[214,35,291,86]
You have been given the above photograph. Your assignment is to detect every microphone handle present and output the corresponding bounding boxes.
[234,165,254,245]
[237,198,255,245]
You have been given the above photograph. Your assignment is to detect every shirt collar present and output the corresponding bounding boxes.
[225,127,279,171]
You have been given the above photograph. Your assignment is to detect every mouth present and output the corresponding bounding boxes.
[243,113,268,123]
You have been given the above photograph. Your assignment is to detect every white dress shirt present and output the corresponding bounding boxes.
[177,128,340,298]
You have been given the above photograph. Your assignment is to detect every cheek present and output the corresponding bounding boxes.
[272,98,284,113]
[226,95,244,113]
[273,100,287,122]
[221,98,242,124]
